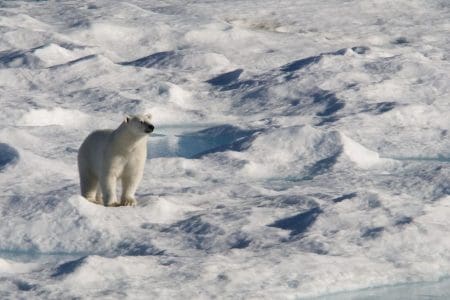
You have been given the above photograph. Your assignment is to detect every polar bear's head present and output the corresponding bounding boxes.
[124,113,154,136]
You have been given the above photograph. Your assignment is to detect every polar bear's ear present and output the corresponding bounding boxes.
[124,115,131,123]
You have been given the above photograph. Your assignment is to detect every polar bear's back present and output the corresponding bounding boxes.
[78,129,113,176]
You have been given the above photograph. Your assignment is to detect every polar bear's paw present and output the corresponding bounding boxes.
[120,197,137,207]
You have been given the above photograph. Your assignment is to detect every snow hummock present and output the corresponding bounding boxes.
[340,133,396,169]
[33,44,94,68]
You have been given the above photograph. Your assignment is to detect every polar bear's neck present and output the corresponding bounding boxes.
[111,123,147,153]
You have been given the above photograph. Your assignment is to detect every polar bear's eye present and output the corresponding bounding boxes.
[140,120,144,124]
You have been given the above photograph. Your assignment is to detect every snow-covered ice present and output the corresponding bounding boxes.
[1,0,450,299]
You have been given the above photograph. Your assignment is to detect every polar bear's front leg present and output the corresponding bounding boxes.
[120,178,138,206]
[100,174,120,207]
[120,172,142,206]
[120,158,145,206]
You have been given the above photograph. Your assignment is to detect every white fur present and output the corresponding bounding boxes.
[77,114,153,206]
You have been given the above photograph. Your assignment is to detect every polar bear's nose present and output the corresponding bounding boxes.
[145,124,154,133]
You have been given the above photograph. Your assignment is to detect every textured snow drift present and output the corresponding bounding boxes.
[1,0,450,299]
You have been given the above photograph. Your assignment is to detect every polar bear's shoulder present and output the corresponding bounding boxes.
[85,129,112,140]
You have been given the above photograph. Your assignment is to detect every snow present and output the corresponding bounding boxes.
[1,0,450,299]
[19,108,89,127]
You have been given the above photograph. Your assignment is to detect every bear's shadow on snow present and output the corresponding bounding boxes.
[149,124,259,159]
[0,143,19,171]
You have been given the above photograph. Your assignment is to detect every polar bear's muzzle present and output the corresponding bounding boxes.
[145,123,154,133]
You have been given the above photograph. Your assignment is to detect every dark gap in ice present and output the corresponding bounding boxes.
[14,280,36,291]
[0,143,19,171]
[361,227,384,239]
[217,273,229,282]
[206,68,243,86]
[332,192,357,203]
[392,37,409,45]
[316,116,339,126]
[395,216,413,226]
[362,101,397,115]
[0,248,89,263]
[58,43,88,51]
[268,207,322,236]
[351,46,370,54]
[149,124,258,159]
[120,51,176,68]
[51,256,87,277]
[48,54,97,69]
[389,156,450,162]
[290,99,300,106]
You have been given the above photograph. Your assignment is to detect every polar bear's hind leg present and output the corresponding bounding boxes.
[79,166,99,203]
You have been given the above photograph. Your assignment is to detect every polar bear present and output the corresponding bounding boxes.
[77,114,154,206]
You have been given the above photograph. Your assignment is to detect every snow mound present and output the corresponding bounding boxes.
[0,193,199,257]
[238,126,398,178]
[19,108,89,127]
[121,50,232,76]
[239,125,342,178]
[341,134,397,169]
[70,195,198,225]
[33,44,93,68]
[0,258,36,274]
[158,82,194,109]
[69,22,172,61]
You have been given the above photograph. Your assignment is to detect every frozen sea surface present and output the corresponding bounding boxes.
[0,0,450,299]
